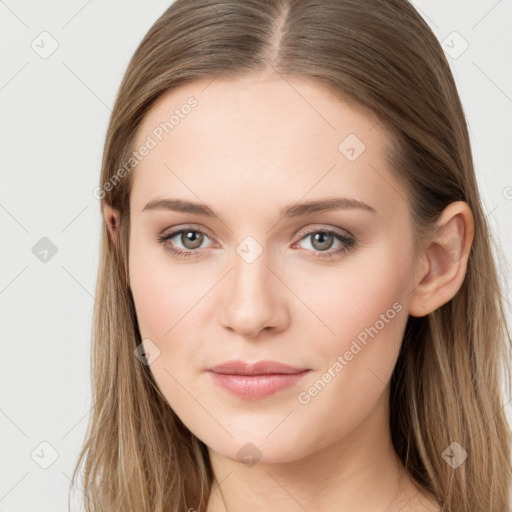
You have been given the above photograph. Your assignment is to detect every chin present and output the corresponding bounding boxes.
[205,427,312,466]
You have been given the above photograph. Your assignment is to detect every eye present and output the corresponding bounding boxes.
[293,227,356,258]
[157,225,357,260]
[157,227,213,258]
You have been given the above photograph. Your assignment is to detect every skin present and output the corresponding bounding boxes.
[104,69,474,511]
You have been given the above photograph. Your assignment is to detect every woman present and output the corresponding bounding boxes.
[72,1,512,510]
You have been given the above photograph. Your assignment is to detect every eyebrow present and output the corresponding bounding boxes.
[141,197,376,218]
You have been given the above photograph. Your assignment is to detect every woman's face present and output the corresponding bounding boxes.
[127,73,421,464]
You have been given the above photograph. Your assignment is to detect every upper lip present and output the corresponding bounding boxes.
[208,360,309,375]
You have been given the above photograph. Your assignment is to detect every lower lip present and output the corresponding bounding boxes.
[208,370,310,400]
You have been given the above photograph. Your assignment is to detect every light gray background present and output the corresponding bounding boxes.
[1,1,511,510]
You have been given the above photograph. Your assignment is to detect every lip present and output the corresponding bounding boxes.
[207,360,310,399]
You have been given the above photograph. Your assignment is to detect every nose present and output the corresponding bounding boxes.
[218,248,290,339]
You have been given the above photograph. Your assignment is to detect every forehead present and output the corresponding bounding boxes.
[129,74,407,217]
[134,74,381,151]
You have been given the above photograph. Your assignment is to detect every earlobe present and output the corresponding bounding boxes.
[102,202,121,245]
[409,201,474,317]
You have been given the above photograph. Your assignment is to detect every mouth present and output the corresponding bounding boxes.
[207,360,310,400]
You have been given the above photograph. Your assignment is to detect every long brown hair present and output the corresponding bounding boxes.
[71,1,512,510]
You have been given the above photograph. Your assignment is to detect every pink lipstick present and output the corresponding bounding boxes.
[207,360,310,400]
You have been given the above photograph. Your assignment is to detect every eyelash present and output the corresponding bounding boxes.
[156,226,357,259]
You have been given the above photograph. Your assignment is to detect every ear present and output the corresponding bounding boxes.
[102,202,122,246]
[409,201,475,317]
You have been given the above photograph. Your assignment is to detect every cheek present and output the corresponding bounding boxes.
[128,230,209,339]
[128,234,222,400]
[289,246,411,412]
[293,245,411,347]
[128,245,212,417]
